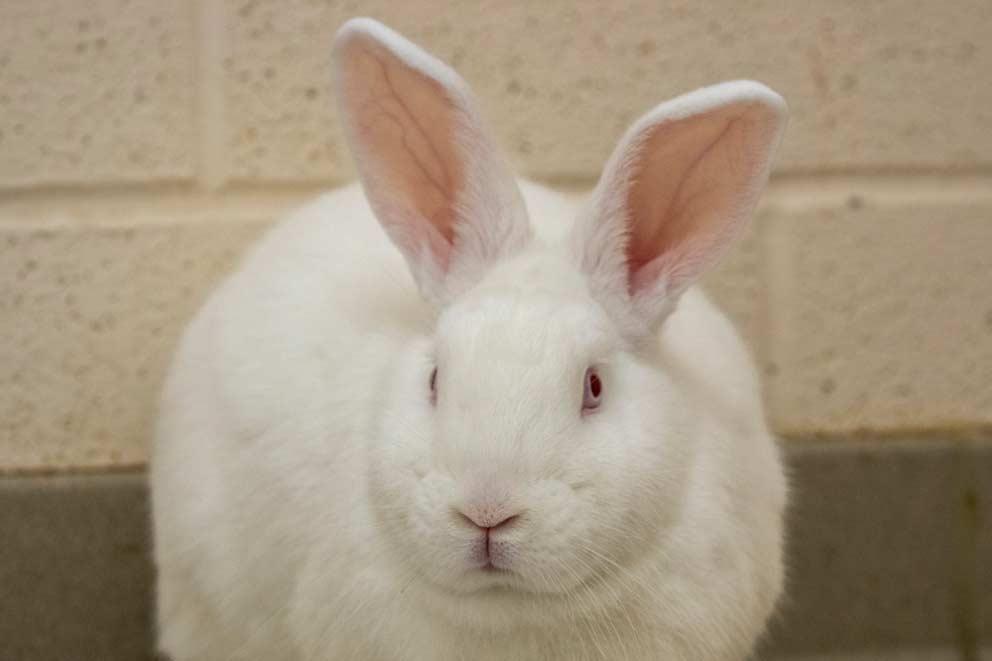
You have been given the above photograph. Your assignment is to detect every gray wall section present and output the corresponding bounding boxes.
[1,441,989,660]
[760,440,990,659]
[0,473,154,660]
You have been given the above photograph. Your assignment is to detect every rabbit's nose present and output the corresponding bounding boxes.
[453,505,521,532]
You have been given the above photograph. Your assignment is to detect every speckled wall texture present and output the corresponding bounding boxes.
[1,1,990,470]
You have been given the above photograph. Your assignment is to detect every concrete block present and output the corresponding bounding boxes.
[764,184,992,435]
[0,198,283,470]
[0,1,196,187]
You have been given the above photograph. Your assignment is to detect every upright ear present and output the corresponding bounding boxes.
[573,81,787,339]
[333,18,530,304]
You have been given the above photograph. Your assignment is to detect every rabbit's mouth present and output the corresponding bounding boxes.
[416,563,522,598]
[458,558,524,590]
[410,556,622,632]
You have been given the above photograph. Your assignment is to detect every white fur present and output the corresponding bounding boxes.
[152,17,788,661]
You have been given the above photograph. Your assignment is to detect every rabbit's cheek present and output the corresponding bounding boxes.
[411,456,428,480]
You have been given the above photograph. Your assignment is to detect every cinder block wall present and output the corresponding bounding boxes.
[1,1,990,472]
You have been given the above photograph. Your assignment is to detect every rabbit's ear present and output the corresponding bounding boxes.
[333,18,530,304]
[573,81,787,339]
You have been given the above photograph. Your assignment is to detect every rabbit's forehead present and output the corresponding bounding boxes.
[472,248,586,297]
[435,251,617,373]
[437,292,614,368]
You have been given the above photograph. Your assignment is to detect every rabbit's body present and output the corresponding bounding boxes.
[153,18,788,661]
[153,184,783,661]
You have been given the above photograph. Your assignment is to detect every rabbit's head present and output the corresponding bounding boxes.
[334,18,786,629]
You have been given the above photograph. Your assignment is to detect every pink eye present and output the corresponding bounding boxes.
[429,367,438,403]
[582,367,602,413]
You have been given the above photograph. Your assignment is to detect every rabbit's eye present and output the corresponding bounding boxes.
[429,367,438,403]
[582,367,602,413]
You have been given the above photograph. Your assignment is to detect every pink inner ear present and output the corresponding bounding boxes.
[626,109,762,294]
[343,41,467,264]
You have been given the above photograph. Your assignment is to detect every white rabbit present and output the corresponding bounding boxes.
[151,17,788,661]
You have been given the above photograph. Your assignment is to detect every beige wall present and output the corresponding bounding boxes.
[1,0,990,471]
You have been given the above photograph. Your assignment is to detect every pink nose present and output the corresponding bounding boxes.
[455,507,520,532]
